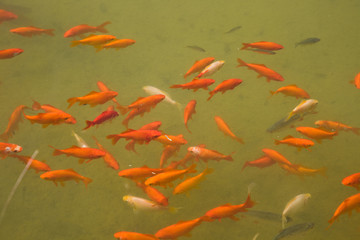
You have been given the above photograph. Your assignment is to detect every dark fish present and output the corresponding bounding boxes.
[225,25,242,34]
[244,48,276,55]
[273,222,314,240]
[267,114,301,133]
[186,45,206,52]
[295,38,320,47]
[243,210,292,223]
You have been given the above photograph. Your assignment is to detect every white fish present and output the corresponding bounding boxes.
[282,193,311,228]
[196,60,225,78]
[143,86,182,110]
[123,195,176,213]
[71,130,89,148]
[285,99,318,121]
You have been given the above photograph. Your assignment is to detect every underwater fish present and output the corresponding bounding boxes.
[10,26,54,37]
[64,21,111,38]
[83,105,119,130]
[160,145,180,168]
[237,58,284,82]
[266,114,301,133]
[118,165,165,181]
[0,105,28,142]
[143,85,181,109]
[296,126,337,143]
[241,41,283,51]
[241,155,276,171]
[97,38,135,51]
[67,90,118,108]
[349,72,360,89]
[208,78,243,101]
[114,231,158,240]
[274,222,314,240]
[8,154,51,173]
[315,120,360,135]
[262,148,292,166]
[186,45,206,52]
[195,60,225,79]
[328,193,360,227]
[295,37,320,47]
[243,48,276,55]
[184,57,215,78]
[92,136,119,170]
[107,129,162,145]
[120,94,165,115]
[173,167,214,195]
[0,142,22,159]
[123,195,175,212]
[225,25,242,34]
[274,135,314,151]
[136,182,169,206]
[49,145,106,164]
[285,99,318,121]
[282,193,311,228]
[125,121,162,153]
[170,78,215,91]
[342,173,360,191]
[214,116,244,144]
[24,111,76,128]
[155,134,187,146]
[188,145,233,162]
[71,34,116,47]
[0,9,17,23]
[40,169,92,187]
[155,217,205,240]
[270,84,310,99]
[184,100,197,133]
[0,48,23,59]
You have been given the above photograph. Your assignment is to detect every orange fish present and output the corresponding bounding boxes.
[155,217,205,239]
[145,164,197,188]
[122,107,148,128]
[328,193,360,227]
[0,48,23,59]
[208,78,243,101]
[49,145,106,164]
[184,100,196,133]
[24,111,76,128]
[237,58,284,82]
[40,169,92,187]
[274,135,314,151]
[92,136,119,170]
[349,72,360,89]
[137,182,169,206]
[281,163,326,178]
[96,81,127,112]
[170,78,215,91]
[270,84,310,99]
[0,105,28,142]
[114,231,158,240]
[107,129,162,145]
[241,41,283,51]
[173,167,213,195]
[214,116,244,144]
[315,120,360,135]
[184,57,215,78]
[31,101,77,125]
[125,121,162,153]
[155,134,187,146]
[121,94,165,115]
[187,145,233,162]
[0,142,22,159]
[203,193,255,221]
[118,166,165,181]
[241,155,276,171]
[0,9,17,24]
[296,126,337,143]
[342,173,360,191]
[8,154,51,173]
[10,26,54,37]
[262,148,292,166]
[195,60,225,79]
[64,21,111,38]
[71,34,116,47]
[67,90,118,108]
[160,145,180,168]
[97,38,135,51]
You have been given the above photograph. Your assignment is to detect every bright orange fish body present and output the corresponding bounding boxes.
[107,129,162,145]
[122,107,148,128]
[237,58,284,82]
[118,166,165,181]
[315,120,360,135]
[93,136,119,170]
[173,167,213,195]
[328,193,360,227]
[350,72,360,89]
[281,163,326,177]
[241,155,275,171]
[208,78,243,101]
[155,134,187,146]
[24,111,76,127]
[155,217,204,239]
[64,21,111,38]
[96,81,126,112]
[184,57,215,78]
[270,84,310,99]
[342,173,360,190]
[114,231,158,240]
[8,154,51,173]
[98,38,135,51]
[125,121,162,153]
[195,60,225,79]
[204,194,255,221]
[124,94,165,114]
[0,142,22,158]
[296,126,337,143]
[31,101,77,125]
[40,169,92,187]
[50,145,106,163]
[274,135,314,151]
[137,182,169,206]
[0,9,17,23]
[187,146,233,162]
[170,78,215,91]
[67,90,118,108]
[0,105,28,142]
[262,148,292,166]
[184,100,196,133]
[71,34,116,47]
[241,41,283,50]
[0,48,23,59]
[10,26,54,37]
[160,145,180,168]
[214,116,244,144]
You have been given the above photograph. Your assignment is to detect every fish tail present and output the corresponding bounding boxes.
[235,137,244,144]
[45,29,55,36]
[207,92,215,101]
[49,145,63,156]
[241,43,249,50]
[241,161,249,172]
[187,163,197,173]
[125,141,137,153]
[185,124,192,134]
[71,40,81,47]
[269,90,276,96]
[236,58,247,67]
[122,118,129,128]
[82,176,93,187]
[203,167,214,176]
[225,153,234,161]
[318,167,327,178]
[96,21,111,33]
[351,127,360,135]
[32,100,42,110]
[83,120,93,130]
[274,139,281,145]
[170,84,181,89]
[106,134,121,145]
[116,104,128,115]
[244,193,256,209]
[67,97,77,108]
[200,215,214,222]
[0,132,9,142]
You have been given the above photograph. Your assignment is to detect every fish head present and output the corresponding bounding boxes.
[187,146,201,156]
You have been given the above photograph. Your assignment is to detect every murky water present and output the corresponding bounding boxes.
[0,0,359,239]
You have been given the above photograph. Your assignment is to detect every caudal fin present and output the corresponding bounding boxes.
[67,97,77,108]
[170,84,182,89]
[274,139,281,145]
[106,134,121,145]
[71,41,81,47]
[237,58,247,67]
[351,127,360,135]
[207,92,215,101]
[241,43,250,50]
[83,120,93,130]
[82,177,93,187]
[44,29,55,36]
[96,21,111,33]
[241,161,249,172]
[235,137,244,144]
[48,145,63,156]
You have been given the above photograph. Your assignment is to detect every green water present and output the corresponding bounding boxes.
[1,0,359,239]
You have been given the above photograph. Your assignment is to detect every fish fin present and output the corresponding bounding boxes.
[42,124,50,128]
[229,215,240,221]
[49,146,63,156]
[96,21,111,33]
[67,97,78,108]
[284,135,294,139]
[83,176,92,187]
[78,159,85,164]
[106,134,121,145]
[32,100,42,110]
[236,58,247,67]
[44,29,55,36]
[282,214,287,229]
[207,92,215,101]
[235,137,244,144]
[170,84,181,89]
[70,40,81,47]
[241,43,249,50]
[60,181,65,187]
[351,127,360,135]
[274,139,281,145]
[83,120,93,130]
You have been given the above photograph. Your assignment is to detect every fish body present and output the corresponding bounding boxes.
[281,163,326,177]
[114,231,158,240]
[241,41,283,51]
[342,173,360,190]
[92,136,119,170]
[0,48,23,59]
[49,145,106,163]
[155,134,187,146]
[40,169,92,187]
[295,37,320,47]
[137,182,169,206]
[107,129,162,145]
[296,126,337,143]
[118,166,164,181]
[155,217,204,239]
[123,195,169,211]
[71,34,116,47]
[237,58,284,82]
[188,146,233,162]
[350,72,360,89]
[0,105,28,141]
[208,78,243,101]
[64,21,111,38]
[274,222,314,240]
[170,78,215,91]
[122,107,148,128]
[143,86,181,107]
[195,60,225,79]
[0,9,17,23]
[8,154,51,173]
[10,26,54,37]
[96,81,126,112]
[262,148,291,166]
[214,116,244,144]
[184,57,215,78]
[125,121,162,153]
[285,99,318,121]
[184,100,196,133]
[282,193,311,228]
[274,135,314,151]
[0,142,22,158]
[24,111,76,128]
[173,167,213,195]
[98,38,135,51]
[241,155,276,171]
[315,120,360,135]
[328,193,360,227]
[67,90,118,108]
[83,106,119,130]
[160,145,180,168]
[270,84,310,99]
[125,94,165,114]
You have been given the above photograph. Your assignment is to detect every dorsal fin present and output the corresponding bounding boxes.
[65,168,77,173]
[84,91,99,96]
[283,135,294,139]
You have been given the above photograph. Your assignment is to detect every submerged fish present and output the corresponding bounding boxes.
[242,210,292,223]
[186,45,206,52]
[273,222,314,240]
[225,25,242,34]
[143,86,181,110]
[295,37,320,47]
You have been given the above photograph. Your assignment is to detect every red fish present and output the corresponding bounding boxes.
[237,58,284,82]
[314,120,360,135]
[40,169,92,187]
[241,155,276,171]
[160,145,180,168]
[107,129,162,145]
[184,57,215,78]
[0,142,22,159]
[118,166,165,181]
[67,90,118,108]
[64,21,111,38]
[24,110,76,128]
[0,105,28,142]
[10,26,55,37]
[49,145,106,164]
[0,48,23,59]
[83,106,119,130]
[71,34,116,47]
[342,173,360,190]
[114,231,158,240]
[155,134,187,146]
[270,84,310,99]
[262,148,292,166]
[184,100,196,133]
[0,9,17,24]
[208,78,243,101]
[136,182,169,206]
[170,78,215,91]
[241,41,283,51]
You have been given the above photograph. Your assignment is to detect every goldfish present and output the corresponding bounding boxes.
[261,148,292,166]
[8,154,51,173]
[328,193,360,227]
[107,129,162,145]
[121,94,165,115]
[184,100,196,133]
[274,135,314,151]
[0,9,17,24]
[96,81,126,112]
[243,48,276,55]
[241,155,276,171]
[188,145,233,162]
[10,26,54,37]
[137,182,169,206]
[237,58,284,82]
[184,57,215,78]
[143,86,181,110]
[155,134,187,146]
[92,136,119,170]
[114,231,159,240]
[83,105,119,130]
[214,116,244,144]
[195,60,225,79]
[40,169,92,187]
[160,145,180,168]
[67,90,118,108]
[0,105,28,142]
[315,120,360,135]
[281,163,327,178]
[282,193,311,228]
[270,84,310,99]
[0,48,23,59]
[203,193,255,221]
[296,126,337,143]
[173,167,213,195]
[49,145,106,164]
[285,99,318,121]
[123,195,175,212]
[349,72,360,89]
[125,121,162,153]
[118,165,165,181]
[241,41,283,51]
[70,34,116,47]
[64,21,111,38]
[97,38,135,51]
[72,131,89,148]
[170,78,215,91]
[145,164,197,188]
[342,173,360,190]
[122,107,148,128]
[24,110,76,128]
[155,217,205,239]
[207,78,243,101]
[0,142,22,158]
